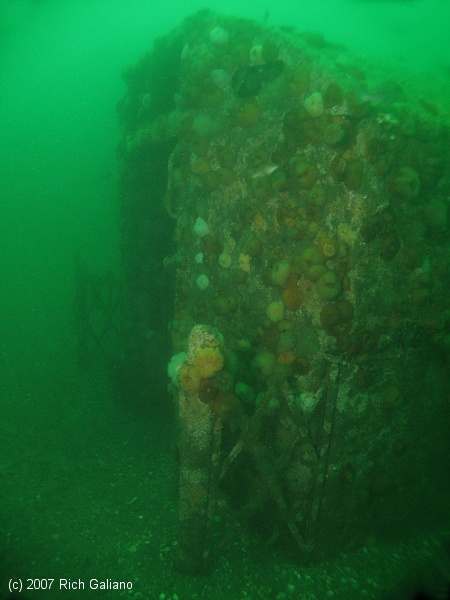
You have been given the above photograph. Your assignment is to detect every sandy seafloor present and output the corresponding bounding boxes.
[0,337,448,600]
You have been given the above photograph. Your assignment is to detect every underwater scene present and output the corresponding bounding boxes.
[1,0,449,598]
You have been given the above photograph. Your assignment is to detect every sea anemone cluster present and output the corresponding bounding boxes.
[156,9,449,434]
[118,9,450,557]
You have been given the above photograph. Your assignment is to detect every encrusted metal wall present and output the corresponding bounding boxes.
[117,10,450,569]
[116,38,181,410]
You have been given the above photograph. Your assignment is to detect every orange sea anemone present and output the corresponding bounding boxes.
[282,286,304,311]
[193,346,224,378]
